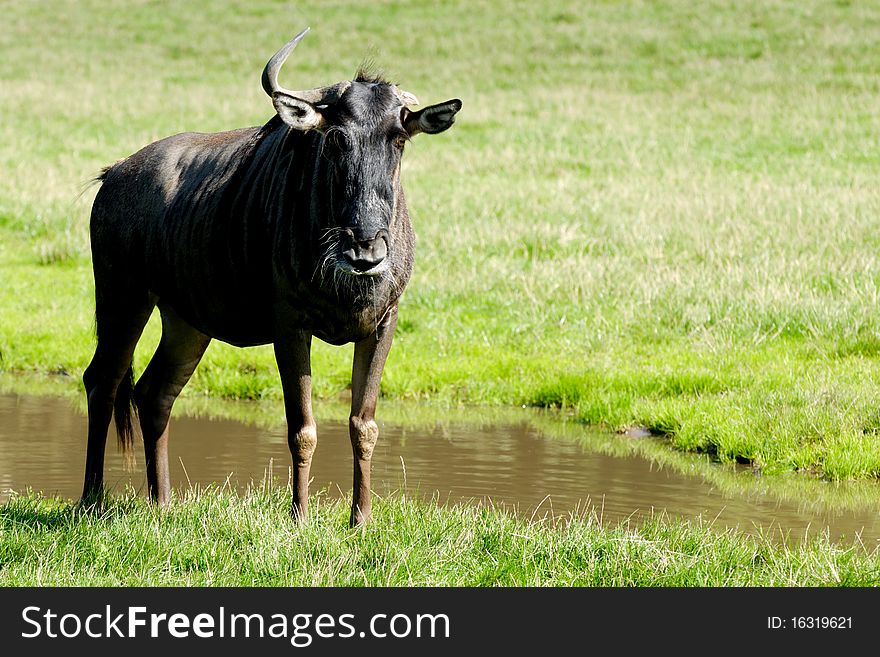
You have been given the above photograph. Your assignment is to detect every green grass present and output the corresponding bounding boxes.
[2,488,878,586]
[4,0,880,484]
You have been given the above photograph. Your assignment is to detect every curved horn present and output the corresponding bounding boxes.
[262,27,310,98]
[262,28,351,105]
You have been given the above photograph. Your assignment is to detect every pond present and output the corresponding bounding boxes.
[2,392,879,545]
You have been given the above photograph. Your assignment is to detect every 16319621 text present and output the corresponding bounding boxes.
[767,617,852,630]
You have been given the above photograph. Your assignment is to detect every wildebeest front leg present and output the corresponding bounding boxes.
[349,306,398,527]
[274,330,316,521]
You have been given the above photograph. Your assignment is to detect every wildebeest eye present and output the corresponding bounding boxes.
[325,129,350,152]
[392,134,407,150]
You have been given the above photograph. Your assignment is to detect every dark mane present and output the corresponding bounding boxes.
[355,62,392,86]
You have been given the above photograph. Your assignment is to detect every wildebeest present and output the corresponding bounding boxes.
[81,28,461,526]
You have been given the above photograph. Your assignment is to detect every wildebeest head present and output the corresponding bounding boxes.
[262,28,461,281]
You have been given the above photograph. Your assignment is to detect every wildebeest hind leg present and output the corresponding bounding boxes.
[81,295,156,505]
[134,306,211,507]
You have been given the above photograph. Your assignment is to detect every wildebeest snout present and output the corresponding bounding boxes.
[341,228,388,272]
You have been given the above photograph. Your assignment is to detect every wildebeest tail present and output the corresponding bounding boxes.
[78,162,121,199]
[97,159,127,183]
[114,364,138,468]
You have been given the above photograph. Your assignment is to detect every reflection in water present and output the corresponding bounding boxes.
[1,393,879,545]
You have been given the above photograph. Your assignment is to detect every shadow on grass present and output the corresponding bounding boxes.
[0,487,152,533]
[0,494,75,531]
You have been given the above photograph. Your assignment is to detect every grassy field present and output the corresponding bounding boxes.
[2,488,877,586]
[3,1,880,482]
[6,0,880,588]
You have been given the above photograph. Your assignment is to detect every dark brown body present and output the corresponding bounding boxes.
[91,119,413,347]
[81,30,460,526]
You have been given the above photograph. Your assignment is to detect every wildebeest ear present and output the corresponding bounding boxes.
[273,91,325,130]
[404,99,462,136]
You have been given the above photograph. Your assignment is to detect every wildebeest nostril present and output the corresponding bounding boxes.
[342,232,388,271]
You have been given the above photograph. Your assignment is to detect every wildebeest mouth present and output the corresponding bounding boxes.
[334,226,390,277]
[314,227,392,287]
[335,258,390,277]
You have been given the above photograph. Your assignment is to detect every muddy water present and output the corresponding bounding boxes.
[2,393,880,544]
